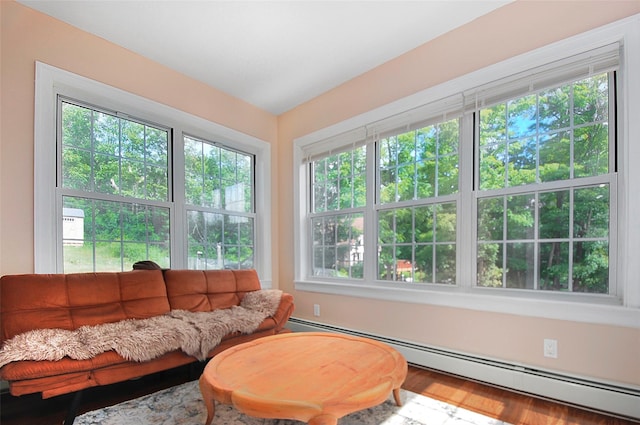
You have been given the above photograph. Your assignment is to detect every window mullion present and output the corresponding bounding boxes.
[568,188,575,292]
[533,192,540,290]
[458,113,475,289]
[502,196,508,289]
[172,128,186,269]
[570,83,576,180]
[363,140,377,282]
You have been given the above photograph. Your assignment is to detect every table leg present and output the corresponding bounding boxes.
[308,413,338,425]
[199,377,216,425]
[393,388,403,406]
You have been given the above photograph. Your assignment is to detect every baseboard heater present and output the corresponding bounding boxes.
[287,317,640,420]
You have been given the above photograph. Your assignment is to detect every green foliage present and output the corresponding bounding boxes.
[312,74,610,292]
[61,102,169,201]
[476,74,611,293]
[60,102,253,272]
[312,147,366,212]
[379,120,459,204]
[477,243,503,288]
[375,119,459,284]
[311,213,364,278]
[377,203,455,284]
[185,210,254,270]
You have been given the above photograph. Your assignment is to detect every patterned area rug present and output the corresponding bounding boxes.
[75,380,511,425]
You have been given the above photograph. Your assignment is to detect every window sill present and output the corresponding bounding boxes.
[294,279,639,328]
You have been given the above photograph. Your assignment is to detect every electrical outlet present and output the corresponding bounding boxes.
[313,304,320,317]
[544,338,558,358]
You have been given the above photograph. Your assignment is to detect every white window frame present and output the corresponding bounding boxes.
[309,146,368,280]
[375,117,462,285]
[293,14,640,327]
[472,73,617,294]
[34,63,273,286]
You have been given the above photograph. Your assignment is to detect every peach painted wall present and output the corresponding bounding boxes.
[277,1,640,387]
[0,1,278,275]
[2,0,639,390]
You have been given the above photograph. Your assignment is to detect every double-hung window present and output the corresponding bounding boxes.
[59,98,172,272]
[310,146,367,278]
[474,72,614,293]
[35,63,270,276]
[299,96,465,286]
[377,118,459,284]
[295,16,638,321]
[184,135,255,270]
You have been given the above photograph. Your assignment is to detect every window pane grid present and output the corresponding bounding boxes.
[62,195,170,272]
[311,147,366,213]
[59,98,257,272]
[378,202,456,284]
[309,145,366,279]
[311,214,364,279]
[186,209,254,270]
[476,72,612,294]
[60,99,171,272]
[184,135,256,270]
[296,41,623,303]
[379,120,459,204]
[375,118,459,285]
[479,74,610,191]
[477,184,609,292]
[61,100,169,202]
[184,135,254,213]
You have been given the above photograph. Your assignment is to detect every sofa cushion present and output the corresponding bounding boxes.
[0,270,170,343]
[163,269,262,311]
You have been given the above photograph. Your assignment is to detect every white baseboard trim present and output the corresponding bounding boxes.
[287,317,640,420]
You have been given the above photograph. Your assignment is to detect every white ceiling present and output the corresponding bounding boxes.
[19,1,512,114]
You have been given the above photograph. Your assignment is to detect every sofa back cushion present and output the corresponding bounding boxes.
[0,270,169,343]
[163,269,261,311]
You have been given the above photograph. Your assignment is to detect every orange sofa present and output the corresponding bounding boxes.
[0,268,294,421]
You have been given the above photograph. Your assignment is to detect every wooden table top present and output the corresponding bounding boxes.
[199,332,408,425]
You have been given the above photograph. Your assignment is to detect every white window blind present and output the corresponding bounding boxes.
[301,94,464,163]
[463,42,620,110]
[301,43,619,165]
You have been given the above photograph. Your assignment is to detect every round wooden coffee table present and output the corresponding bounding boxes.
[199,332,408,425]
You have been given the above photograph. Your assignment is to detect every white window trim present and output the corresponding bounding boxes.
[34,62,273,286]
[293,14,640,327]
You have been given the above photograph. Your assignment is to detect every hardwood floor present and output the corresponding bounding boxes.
[1,364,637,425]
[402,366,638,425]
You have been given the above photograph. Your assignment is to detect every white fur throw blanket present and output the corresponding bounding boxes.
[0,289,282,368]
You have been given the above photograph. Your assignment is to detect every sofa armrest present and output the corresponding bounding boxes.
[271,293,295,329]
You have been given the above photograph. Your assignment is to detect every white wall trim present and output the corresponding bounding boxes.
[295,279,639,328]
[34,62,272,280]
[33,63,59,273]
